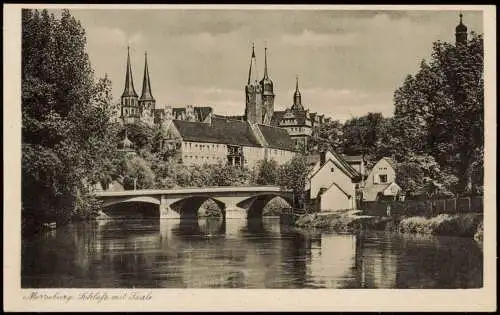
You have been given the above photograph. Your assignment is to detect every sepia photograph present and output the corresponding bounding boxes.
[3,4,496,312]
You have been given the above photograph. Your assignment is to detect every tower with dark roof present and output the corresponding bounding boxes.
[245,43,263,124]
[455,12,468,45]
[121,46,139,124]
[139,52,156,125]
[292,75,303,111]
[260,43,275,125]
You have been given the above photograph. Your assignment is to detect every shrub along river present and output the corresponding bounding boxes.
[22,215,482,289]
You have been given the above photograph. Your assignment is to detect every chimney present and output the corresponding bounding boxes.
[320,151,326,166]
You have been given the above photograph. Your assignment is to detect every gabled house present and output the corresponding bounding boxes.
[362,157,402,201]
[306,151,362,211]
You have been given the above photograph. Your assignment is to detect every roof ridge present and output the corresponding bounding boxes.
[325,181,351,198]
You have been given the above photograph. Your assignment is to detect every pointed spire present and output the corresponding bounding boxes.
[140,51,154,101]
[247,43,258,85]
[122,46,138,98]
[295,75,301,95]
[263,41,269,79]
[293,75,302,109]
[459,12,463,24]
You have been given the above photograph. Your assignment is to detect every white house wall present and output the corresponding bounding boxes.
[309,159,356,200]
[320,184,354,211]
[367,159,396,185]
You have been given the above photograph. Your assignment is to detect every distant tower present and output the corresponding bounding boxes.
[245,43,263,124]
[260,43,275,125]
[455,12,468,45]
[121,46,139,124]
[291,75,303,111]
[139,52,156,125]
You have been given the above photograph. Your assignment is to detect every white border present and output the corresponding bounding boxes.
[3,4,496,312]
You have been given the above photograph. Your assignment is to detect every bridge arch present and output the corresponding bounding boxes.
[101,196,162,218]
[236,193,294,219]
[169,195,226,219]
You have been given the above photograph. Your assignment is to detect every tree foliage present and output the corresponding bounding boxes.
[21,9,119,231]
[393,33,483,194]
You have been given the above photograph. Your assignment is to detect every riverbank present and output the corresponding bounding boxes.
[295,210,483,238]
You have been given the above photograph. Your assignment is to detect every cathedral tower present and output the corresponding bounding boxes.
[245,44,263,124]
[139,52,156,125]
[260,43,275,125]
[121,46,139,124]
[455,12,468,45]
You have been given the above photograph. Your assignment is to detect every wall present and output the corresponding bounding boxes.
[266,148,295,165]
[367,159,396,185]
[181,141,228,165]
[309,159,355,200]
[320,184,354,211]
[243,146,266,168]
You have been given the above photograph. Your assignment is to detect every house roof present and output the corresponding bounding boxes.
[214,114,244,121]
[172,117,262,147]
[328,150,362,180]
[257,124,296,151]
[271,111,285,126]
[381,157,397,169]
[342,154,364,162]
[171,117,296,151]
[308,156,361,182]
[362,183,394,201]
[324,181,352,198]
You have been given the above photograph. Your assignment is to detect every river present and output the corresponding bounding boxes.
[22,217,483,289]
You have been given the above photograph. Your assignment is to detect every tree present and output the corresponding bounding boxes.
[393,33,483,194]
[308,120,343,153]
[121,154,155,190]
[119,122,155,151]
[278,155,310,208]
[342,113,384,161]
[395,153,457,197]
[254,159,279,185]
[21,9,119,231]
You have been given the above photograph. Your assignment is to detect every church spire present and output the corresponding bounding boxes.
[292,75,303,110]
[263,42,269,79]
[140,52,154,101]
[247,43,259,85]
[122,46,138,98]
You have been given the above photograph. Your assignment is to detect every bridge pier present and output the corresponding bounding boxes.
[160,195,181,219]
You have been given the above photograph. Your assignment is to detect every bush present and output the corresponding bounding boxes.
[262,197,291,216]
[398,213,482,237]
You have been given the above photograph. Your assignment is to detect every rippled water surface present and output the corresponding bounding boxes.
[22,217,483,288]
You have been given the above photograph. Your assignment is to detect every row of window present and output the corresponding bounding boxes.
[184,142,226,152]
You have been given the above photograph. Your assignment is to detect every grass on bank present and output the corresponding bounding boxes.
[398,213,482,237]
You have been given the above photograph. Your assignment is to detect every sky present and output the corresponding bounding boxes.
[62,8,482,121]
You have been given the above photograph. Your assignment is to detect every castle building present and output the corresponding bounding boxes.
[119,45,297,167]
[158,116,296,168]
[271,76,332,150]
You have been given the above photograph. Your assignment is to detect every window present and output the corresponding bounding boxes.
[379,174,388,183]
[331,167,334,173]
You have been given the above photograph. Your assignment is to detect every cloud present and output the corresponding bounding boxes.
[281,29,359,47]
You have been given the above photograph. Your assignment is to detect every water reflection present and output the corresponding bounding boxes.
[22,217,483,289]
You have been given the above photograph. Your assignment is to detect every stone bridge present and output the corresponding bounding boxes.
[94,186,295,220]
